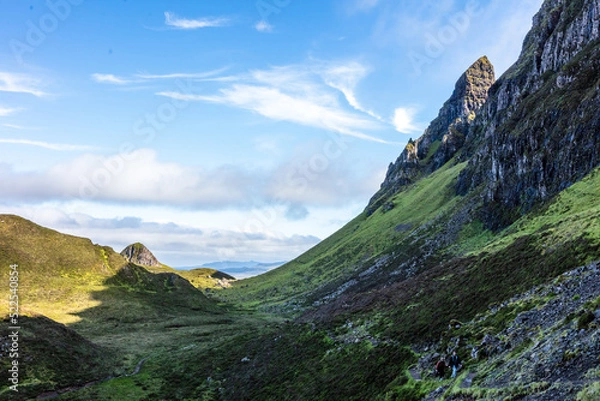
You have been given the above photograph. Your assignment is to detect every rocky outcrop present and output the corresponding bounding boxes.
[456,0,600,229]
[421,261,600,400]
[120,242,161,267]
[367,56,495,215]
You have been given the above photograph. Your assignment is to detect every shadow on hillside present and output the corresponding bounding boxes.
[0,315,117,400]
[67,263,224,337]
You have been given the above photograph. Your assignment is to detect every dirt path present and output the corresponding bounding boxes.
[36,356,149,400]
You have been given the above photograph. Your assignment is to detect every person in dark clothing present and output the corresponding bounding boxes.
[449,351,461,378]
[435,357,447,380]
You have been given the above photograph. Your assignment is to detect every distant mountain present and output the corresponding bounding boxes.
[179,261,286,278]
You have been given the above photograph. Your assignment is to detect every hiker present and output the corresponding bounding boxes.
[435,357,447,380]
[449,351,461,378]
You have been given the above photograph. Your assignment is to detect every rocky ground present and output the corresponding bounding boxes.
[419,260,600,400]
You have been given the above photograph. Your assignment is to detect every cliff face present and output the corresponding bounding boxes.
[456,0,600,229]
[120,242,161,267]
[367,56,495,214]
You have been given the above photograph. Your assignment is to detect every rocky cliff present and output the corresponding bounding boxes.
[367,56,495,215]
[456,0,600,229]
[120,242,161,267]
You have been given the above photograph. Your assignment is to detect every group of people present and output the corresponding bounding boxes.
[435,351,461,380]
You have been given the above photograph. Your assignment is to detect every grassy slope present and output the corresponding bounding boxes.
[0,215,233,399]
[314,165,600,343]
[222,161,466,309]
[137,167,597,401]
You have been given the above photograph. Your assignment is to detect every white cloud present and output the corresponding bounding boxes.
[157,62,390,143]
[319,61,383,120]
[0,72,46,97]
[0,138,97,151]
[0,107,22,117]
[91,68,231,86]
[91,73,132,85]
[254,20,274,32]
[134,68,229,80]
[392,107,420,133]
[350,0,381,13]
[0,146,381,211]
[164,11,230,29]
[2,124,28,130]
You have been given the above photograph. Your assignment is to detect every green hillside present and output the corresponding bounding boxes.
[0,214,236,399]
[222,161,467,309]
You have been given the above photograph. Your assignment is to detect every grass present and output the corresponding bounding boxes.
[221,161,466,310]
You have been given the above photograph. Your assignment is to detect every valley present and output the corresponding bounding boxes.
[2,0,600,400]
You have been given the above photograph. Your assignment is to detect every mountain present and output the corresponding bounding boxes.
[367,55,495,215]
[120,242,161,268]
[213,0,600,399]
[456,0,600,229]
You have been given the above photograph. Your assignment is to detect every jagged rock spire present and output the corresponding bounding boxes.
[366,56,495,214]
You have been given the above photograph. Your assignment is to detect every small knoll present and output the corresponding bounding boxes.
[177,268,236,290]
[120,242,161,268]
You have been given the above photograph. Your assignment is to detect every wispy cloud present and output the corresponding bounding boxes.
[91,73,132,85]
[319,61,383,121]
[92,68,230,86]
[349,0,381,13]
[0,107,22,117]
[164,11,230,29]
[158,62,390,143]
[0,138,97,151]
[255,20,274,33]
[0,72,46,97]
[134,67,230,80]
[2,124,32,130]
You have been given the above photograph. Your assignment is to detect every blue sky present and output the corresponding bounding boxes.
[0,0,543,269]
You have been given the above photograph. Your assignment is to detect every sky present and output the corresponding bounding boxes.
[0,0,544,270]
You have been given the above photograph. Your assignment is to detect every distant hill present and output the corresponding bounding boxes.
[120,242,161,267]
[120,242,240,288]
[179,260,286,279]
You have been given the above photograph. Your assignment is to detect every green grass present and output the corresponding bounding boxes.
[221,161,466,309]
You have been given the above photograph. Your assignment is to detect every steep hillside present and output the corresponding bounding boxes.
[212,1,600,398]
[0,215,216,324]
[224,0,600,323]
[0,215,223,399]
[457,0,600,229]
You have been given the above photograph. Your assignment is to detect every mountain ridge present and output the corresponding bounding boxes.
[367,56,495,215]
